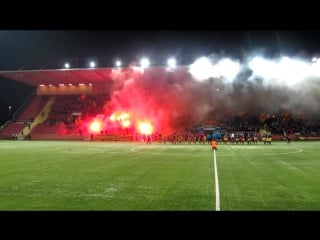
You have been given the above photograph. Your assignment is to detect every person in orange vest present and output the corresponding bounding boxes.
[211,139,218,150]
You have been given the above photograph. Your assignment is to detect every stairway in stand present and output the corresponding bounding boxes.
[19,97,56,139]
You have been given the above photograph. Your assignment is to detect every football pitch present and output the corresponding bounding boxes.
[0,140,319,210]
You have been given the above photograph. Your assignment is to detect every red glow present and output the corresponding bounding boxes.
[138,121,154,135]
[90,120,102,133]
[109,111,130,121]
[122,119,131,128]
[109,114,116,121]
[76,67,198,136]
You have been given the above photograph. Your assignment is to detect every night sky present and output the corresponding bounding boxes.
[1,30,320,125]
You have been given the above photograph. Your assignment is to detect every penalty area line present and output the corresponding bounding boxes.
[213,149,220,211]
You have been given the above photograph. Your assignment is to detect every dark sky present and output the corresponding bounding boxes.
[1,30,320,125]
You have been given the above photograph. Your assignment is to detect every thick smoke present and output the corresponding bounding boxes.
[101,54,320,133]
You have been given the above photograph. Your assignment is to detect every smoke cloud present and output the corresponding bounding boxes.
[100,54,320,133]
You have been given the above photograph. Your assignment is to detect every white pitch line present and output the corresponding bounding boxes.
[214,149,220,211]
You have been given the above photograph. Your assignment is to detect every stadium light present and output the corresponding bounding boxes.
[64,63,70,69]
[140,58,150,68]
[167,57,176,69]
[115,60,122,67]
[90,61,96,68]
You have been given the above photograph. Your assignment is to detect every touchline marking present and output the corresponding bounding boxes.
[214,149,220,211]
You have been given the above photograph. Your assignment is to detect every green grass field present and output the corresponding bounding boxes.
[0,140,319,210]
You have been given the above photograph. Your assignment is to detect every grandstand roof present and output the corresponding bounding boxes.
[0,66,189,87]
[0,68,117,87]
